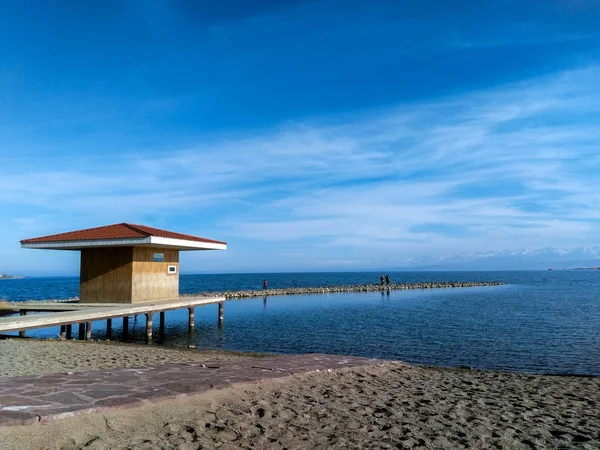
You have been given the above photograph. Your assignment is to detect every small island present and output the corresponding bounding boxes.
[0,274,24,280]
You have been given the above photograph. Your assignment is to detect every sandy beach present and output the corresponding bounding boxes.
[0,340,598,449]
[0,339,266,379]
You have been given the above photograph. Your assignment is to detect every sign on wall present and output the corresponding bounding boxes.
[168,265,177,274]
[153,253,164,262]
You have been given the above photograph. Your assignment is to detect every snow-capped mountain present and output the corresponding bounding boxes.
[395,247,600,270]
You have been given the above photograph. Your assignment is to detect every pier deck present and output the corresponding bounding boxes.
[0,296,224,336]
[1,302,115,313]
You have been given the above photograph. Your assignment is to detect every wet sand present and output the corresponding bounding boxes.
[0,340,598,449]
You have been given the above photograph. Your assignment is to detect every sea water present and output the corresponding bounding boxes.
[1,271,599,376]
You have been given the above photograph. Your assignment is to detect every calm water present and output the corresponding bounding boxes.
[1,271,599,376]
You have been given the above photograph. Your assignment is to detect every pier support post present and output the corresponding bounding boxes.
[78,323,85,340]
[218,302,224,324]
[188,307,195,329]
[59,325,66,340]
[66,324,72,340]
[123,316,129,337]
[85,322,92,340]
[106,319,112,336]
[145,313,153,342]
[159,311,165,330]
[19,310,26,337]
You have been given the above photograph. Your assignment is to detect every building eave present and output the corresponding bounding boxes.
[21,236,227,251]
[149,236,227,251]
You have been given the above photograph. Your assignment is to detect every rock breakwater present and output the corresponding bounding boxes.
[184,281,503,299]
[1,283,503,308]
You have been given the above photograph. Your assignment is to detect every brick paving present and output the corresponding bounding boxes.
[0,354,387,426]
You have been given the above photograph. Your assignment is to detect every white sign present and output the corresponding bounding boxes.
[167,265,177,274]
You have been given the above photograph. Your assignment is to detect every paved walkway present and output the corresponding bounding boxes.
[0,354,386,426]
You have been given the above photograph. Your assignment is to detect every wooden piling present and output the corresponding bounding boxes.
[19,310,26,337]
[123,316,129,337]
[66,324,72,339]
[78,323,85,340]
[218,302,224,324]
[159,311,165,330]
[106,318,112,335]
[188,307,195,328]
[0,296,229,337]
[145,313,153,342]
[85,322,92,340]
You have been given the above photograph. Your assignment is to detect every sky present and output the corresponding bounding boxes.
[1,0,600,275]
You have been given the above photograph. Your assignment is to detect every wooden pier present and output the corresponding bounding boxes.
[0,296,225,342]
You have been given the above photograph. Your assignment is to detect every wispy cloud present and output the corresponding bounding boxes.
[2,66,600,273]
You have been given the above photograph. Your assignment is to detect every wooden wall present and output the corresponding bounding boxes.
[80,246,181,304]
[80,247,134,303]
[131,247,179,303]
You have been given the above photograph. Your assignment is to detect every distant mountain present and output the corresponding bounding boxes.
[392,247,600,271]
[0,274,23,279]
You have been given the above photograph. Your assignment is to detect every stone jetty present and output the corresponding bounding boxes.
[184,281,503,300]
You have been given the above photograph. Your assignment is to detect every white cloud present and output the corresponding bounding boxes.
[2,66,600,273]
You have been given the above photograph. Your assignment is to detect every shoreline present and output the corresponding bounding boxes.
[0,339,598,449]
[1,337,597,380]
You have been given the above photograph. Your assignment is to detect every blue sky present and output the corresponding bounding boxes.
[1,0,600,275]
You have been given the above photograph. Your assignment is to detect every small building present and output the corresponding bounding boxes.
[21,223,227,304]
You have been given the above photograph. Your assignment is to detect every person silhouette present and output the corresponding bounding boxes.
[385,274,390,285]
[380,275,385,286]
[263,279,267,290]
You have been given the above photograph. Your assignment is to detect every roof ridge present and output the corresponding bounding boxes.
[120,223,152,237]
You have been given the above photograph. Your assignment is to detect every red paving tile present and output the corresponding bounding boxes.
[0,354,388,426]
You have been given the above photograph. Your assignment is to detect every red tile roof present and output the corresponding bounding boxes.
[21,223,226,245]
